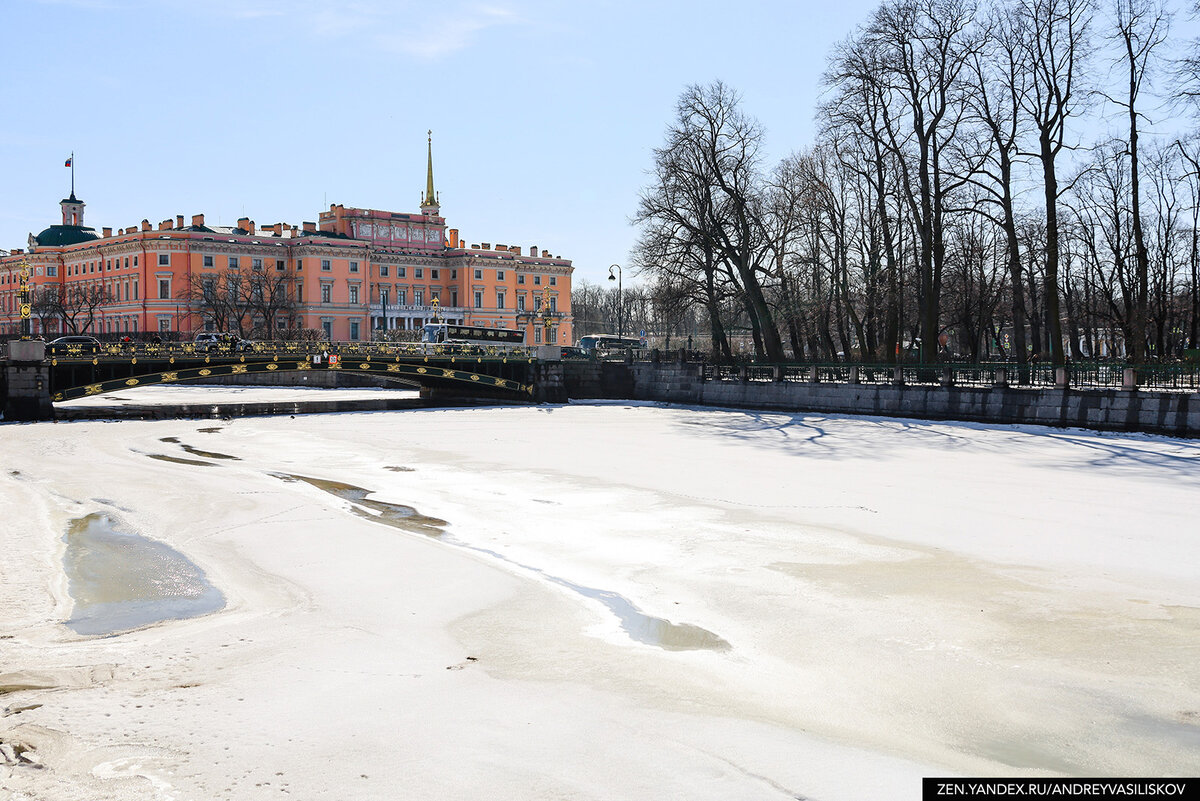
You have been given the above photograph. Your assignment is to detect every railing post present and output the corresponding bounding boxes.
[940,367,954,387]
[993,367,1008,388]
[1122,367,1138,391]
[773,364,784,382]
[848,365,860,384]
[738,365,748,382]
[1055,366,1069,389]
[808,365,819,383]
[892,365,904,386]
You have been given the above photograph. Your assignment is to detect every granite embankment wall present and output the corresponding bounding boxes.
[563,360,1200,438]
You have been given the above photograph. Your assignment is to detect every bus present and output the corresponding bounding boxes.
[577,334,647,355]
[421,323,525,346]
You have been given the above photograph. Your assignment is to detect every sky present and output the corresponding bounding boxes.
[0,0,884,286]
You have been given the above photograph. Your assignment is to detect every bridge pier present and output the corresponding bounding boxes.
[4,340,53,422]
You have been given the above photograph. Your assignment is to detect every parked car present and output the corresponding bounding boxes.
[560,346,587,359]
[46,335,100,355]
[193,332,249,353]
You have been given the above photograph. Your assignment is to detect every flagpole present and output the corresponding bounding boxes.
[70,151,75,197]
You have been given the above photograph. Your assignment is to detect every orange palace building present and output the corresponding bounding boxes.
[0,142,573,344]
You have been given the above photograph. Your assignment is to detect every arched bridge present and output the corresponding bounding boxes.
[3,339,558,420]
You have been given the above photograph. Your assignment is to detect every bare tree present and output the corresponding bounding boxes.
[1107,0,1171,361]
[181,267,299,339]
[1014,0,1094,366]
[34,282,113,335]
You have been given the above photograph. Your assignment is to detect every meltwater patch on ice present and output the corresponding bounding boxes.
[63,513,225,635]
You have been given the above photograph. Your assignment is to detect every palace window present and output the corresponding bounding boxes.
[349,285,359,304]
[473,269,482,280]
[414,290,424,306]
[322,259,331,271]
[450,289,458,306]
[229,256,239,269]
[430,269,439,280]
[158,253,169,266]
[277,259,285,271]
[380,264,389,277]
[535,327,542,343]
[550,297,557,312]
[253,258,263,270]
[350,320,360,341]
[534,275,541,285]
[517,274,525,285]
[158,278,171,299]
[321,284,332,303]
[380,287,390,305]
[496,291,505,310]
[474,291,483,309]
[397,289,407,305]
[350,261,359,273]
[550,276,557,286]
[496,270,505,281]
[322,319,332,339]
[203,255,214,268]
[517,295,525,312]
[415,268,423,279]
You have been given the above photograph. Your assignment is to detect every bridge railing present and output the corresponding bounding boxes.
[685,358,1200,393]
[38,340,537,361]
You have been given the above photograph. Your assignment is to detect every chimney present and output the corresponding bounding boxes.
[495,243,506,251]
[118,228,124,236]
[158,220,171,231]
[303,221,316,233]
[529,245,537,257]
[448,228,459,248]
[480,242,490,250]
[272,223,282,236]
[237,217,249,232]
[540,249,550,258]
[176,215,184,229]
[102,227,112,238]
[141,219,152,232]
[247,220,256,235]
[192,214,205,227]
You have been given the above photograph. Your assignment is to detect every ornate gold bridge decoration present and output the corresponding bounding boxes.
[51,359,533,402]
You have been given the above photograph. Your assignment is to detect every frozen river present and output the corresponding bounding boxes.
[1,398,1198,800]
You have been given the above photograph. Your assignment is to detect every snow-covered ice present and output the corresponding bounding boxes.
[1,398,1198,800]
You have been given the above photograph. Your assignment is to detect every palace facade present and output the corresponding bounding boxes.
[0,140,573,344]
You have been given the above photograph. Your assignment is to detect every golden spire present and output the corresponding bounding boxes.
[421,130,438,209]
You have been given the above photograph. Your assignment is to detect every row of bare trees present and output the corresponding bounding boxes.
[179,269,300,339]
[632,0,1200,365]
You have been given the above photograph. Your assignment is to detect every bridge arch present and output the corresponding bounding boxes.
[50,359,533,402]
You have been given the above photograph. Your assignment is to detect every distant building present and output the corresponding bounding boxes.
[0,137,573,344]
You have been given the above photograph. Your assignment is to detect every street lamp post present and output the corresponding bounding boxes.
[607,264,622,338]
